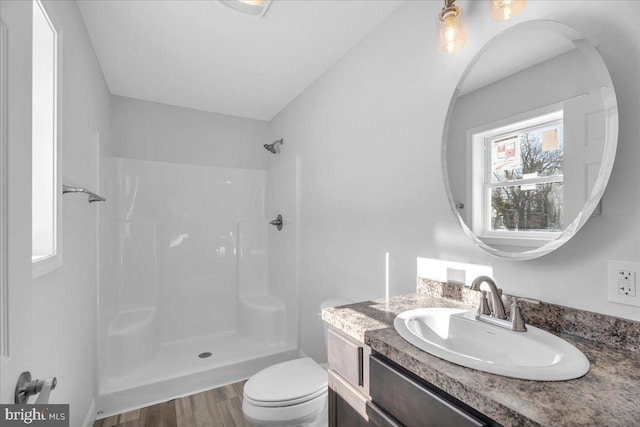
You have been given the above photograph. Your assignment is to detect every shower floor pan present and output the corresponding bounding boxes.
[96,331,299,419]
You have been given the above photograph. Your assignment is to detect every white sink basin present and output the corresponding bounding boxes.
[394,307,589,381]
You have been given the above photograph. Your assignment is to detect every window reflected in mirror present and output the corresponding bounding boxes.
[473,111,565,243]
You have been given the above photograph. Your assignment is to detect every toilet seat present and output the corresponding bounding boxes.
[244,358,328,406]
[245,386,326,407]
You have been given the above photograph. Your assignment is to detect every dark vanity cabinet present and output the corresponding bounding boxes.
[368,356,497,427]
[327,327,500,427]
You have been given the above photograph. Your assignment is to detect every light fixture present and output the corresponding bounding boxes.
[218,0,273,17]
[490,0,526,21]
[437,1,528,54]
[437,0,465,55]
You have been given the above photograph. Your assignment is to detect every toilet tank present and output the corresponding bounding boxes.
[320,298,352,351]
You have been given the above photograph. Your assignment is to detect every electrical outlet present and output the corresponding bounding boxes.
[617,270,636,296]
[608,260,640,306]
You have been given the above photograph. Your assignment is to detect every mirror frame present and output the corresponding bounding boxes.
[441,20,619,260]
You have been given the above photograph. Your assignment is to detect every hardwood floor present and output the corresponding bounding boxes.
[94,380,253,427]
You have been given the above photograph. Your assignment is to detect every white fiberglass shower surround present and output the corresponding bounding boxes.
[96,156,300,416]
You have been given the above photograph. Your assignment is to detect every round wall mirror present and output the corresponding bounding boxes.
[442,20,618,260]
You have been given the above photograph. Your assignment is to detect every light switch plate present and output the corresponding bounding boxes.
[608,260,640,307]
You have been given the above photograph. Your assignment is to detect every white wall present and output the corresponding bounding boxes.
[0,1,111,426]
[111,95,270,169]
[269,0,640,362]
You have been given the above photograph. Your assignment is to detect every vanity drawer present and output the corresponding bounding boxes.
[329,369,400,427]
[370,356,487,427]
[329,369,370,426]
[328,328,370,394]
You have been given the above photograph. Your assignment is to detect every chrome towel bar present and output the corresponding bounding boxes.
[62,184,106,203]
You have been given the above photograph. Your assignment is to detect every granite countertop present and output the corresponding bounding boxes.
[322,293,640,427]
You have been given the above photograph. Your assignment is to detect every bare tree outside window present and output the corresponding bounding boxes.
[489,126,564,233]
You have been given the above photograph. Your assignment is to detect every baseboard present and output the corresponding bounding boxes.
[82,398,96,427]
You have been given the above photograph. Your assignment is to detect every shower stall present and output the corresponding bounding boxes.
[96,156,300,417]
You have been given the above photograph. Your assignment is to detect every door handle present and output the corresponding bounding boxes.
[14,371,57,404]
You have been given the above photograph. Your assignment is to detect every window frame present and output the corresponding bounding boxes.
[31,0,63,279]
[469,105,564,248]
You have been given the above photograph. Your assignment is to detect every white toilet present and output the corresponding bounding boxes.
[242,298,352,427]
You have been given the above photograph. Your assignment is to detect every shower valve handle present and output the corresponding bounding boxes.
[270,214,283,231]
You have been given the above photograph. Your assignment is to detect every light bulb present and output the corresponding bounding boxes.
[437,5,465,54]
[490,0,526,21]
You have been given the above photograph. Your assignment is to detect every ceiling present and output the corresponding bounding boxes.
[459,25,576,96]
[77,0,404,121]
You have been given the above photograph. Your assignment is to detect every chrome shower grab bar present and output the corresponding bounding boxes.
[62,184,106,203]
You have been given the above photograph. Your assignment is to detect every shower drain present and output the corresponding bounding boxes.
[198,352,212,359]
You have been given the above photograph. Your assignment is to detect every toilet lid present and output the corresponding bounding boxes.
[244,358,328,407]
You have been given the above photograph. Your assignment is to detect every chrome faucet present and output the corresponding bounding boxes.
[470,276,526,332]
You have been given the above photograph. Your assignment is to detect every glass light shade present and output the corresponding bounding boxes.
[219,0,272,16]
[437,6,465,54]
[490,0,526,21]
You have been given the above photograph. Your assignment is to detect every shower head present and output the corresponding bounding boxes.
[263,139,284,154]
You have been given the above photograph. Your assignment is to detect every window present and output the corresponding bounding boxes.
[32,0,61,277]
[472,109,564,247]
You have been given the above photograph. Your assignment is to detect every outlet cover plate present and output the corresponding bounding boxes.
[608,260,640,306]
